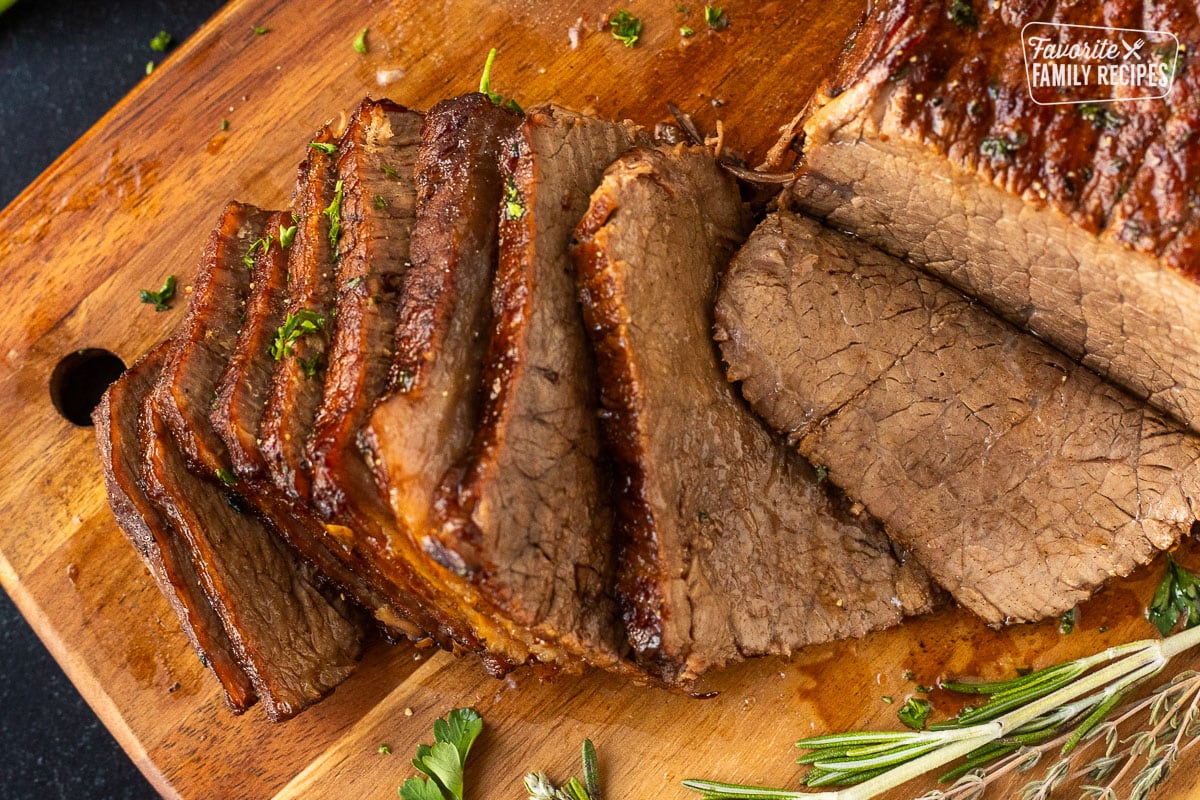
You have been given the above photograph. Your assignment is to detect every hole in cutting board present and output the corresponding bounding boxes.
[49,348,126,426]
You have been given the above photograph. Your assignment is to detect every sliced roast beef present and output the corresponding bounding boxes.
[141,404,362,721]
[429,105,650,670]
[212,209,293,479]
[358,94,534,668]
[260,124,341,503]
[307,99,422,522]
[153,199,440,642]
[93,344,255,712]
[573,146,934,684]
[790,0,1200,433]
[715,211,1200,624]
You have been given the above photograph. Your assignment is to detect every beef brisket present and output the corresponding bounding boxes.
[141,404,362,720]
[358,94,534,669]
[715,211,1200,623]
[574,146,934,684]
[791,0,1200,432]
[93,344,256,712]
[308,99,422,522]
[212,209,294,479]
[260,124,341,503]
[429,105,650,669]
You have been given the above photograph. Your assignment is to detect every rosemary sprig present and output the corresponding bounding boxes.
[683,624,1200,800]
[524,738,602,800]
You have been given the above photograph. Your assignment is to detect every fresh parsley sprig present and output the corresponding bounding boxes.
[399,708,483,800]
[139,274,176,312]
[1149,555,1200,636]
[683,618,1200,799]
[270,310,325,361]
[478,48,521,113]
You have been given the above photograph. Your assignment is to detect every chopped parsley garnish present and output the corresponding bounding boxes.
[253,25,269,35]
[378,743,392,755]
[381,163,400,180]
[676,3,690,12]
[609,10,642,47]
[298,354,323,378]
[814,464,829,484]
[948,0,978,29]
[345,275,365,291]
[243,235,272,269]
[139,274,177,312]
[503,178,525,220]
[478,48,521,113]
[271,310,325,360]
[897,696,933,730]
[399,708,483,800]
[680,26,694,37]
[353,27,369,54]
[216,467,237,486]
[704,5,729,30]
[324,179,345,253]
[220,119,230,132]
[1149,555,1200,636]
[145,61,155,75]
[979,133,1027,160]
[1079,103,1124,129]
[279,224,297,248]
[308,141,338,156]
[373,194,388,209]
[150,30,172,52]
[1058,608,1077,634]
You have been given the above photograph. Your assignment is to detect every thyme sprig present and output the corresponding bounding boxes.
[683,624,1200,800]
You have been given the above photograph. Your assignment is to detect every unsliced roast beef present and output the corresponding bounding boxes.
[790,0,1200,432]
[93,344,255,712]
[359,93,533,670]
[715,211,1200,624]
[574,146,935,684]
[142,404,362,721]
[308,99,422,522]
[260,124,341,502]
[429,105,650,670]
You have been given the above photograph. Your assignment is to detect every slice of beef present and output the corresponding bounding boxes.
[93,344,255,712]
[429,105,651,670]
[212,209,293,479]
[152,199,440,641]
[307,99,422,522]
[790,0,1200,433]
[141,403,362,721]
[358,94,534,668]
[260,124,341,503]
[715,211,1200,624]
[573,146,934,684]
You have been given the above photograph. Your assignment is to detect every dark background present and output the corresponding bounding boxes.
[0,1,225,797]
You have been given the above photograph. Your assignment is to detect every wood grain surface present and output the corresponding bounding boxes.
[3,1,1200,797]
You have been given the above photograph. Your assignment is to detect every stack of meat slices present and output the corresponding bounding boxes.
[94,93,940,719]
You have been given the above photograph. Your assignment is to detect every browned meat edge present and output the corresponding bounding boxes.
[93,343,255,712]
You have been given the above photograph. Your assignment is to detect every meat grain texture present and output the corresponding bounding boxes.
[716,211,1200,624]
[574,146,935,684]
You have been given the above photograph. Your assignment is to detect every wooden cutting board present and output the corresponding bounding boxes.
[3,1,1200,797]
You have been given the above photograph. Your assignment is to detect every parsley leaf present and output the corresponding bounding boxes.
[609,10,642,47]
[1149,555,1200,636]
[897,696,933,730]
[139,274,177,312]
[216,467,237,486]
[279,224,297,249]
[253,25,269,35]
[309,141,338,156]
[405,708,482,800]
[353,27,369,54]
[243,235,272,269]
[979,133,1028,160]
[150,30,172,52]
[948,0,978,29]
[680,26,694,37]
[478,48,522,113]
[271,310,325,361]
[704,6,729,30]
[324,179,345,254]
